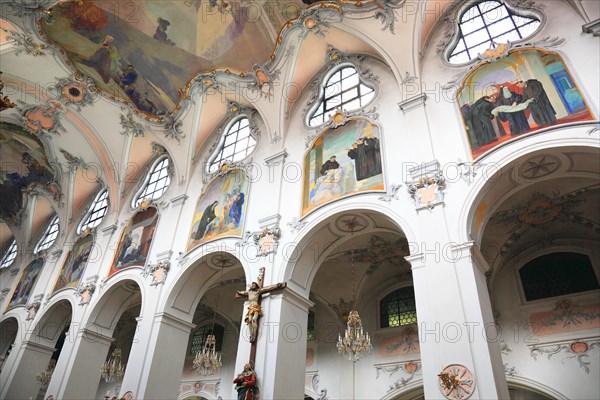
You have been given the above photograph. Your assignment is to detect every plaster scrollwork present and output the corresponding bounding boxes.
[16,100,65,135]
[372,0,406,34]
[26,300,41,321]
[405,160,446,211]
[249,226,282,257]
[52,74,98,111]
[120,108,145,137]
[456,160,481,185]
[530,339,600,374]
[158,112,185,143]
[378,183,402,202]
[504,363,518,377]
[0,288,10,303]
[297,6,343,39]
[76,276,98,306]
[586,125,600,136]
[374,361,421,393]
[0,28,47,56]
[142,260,171,286]
[443,36,566,92]
[305,107,379,149]
[245,63,280,100]
[287,217,308,234]
[60,149,88,171]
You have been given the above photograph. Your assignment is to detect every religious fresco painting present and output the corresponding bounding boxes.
[53,233,95,293]
[40,0,284,116]
[7,258,44,310]
[108,206,158,277]
[0,122,59,222]
[302,118,384,216]
[458,49,594,159]
[187,168,249,251]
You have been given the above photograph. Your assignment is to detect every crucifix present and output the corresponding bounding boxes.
[236,267,286,364]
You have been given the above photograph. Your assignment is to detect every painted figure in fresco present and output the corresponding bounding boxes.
[495,86,530,136]
[194,201,218,240]
[229,190,245,229]
[85,35,121,84]
[153,18,176,46]
[320,156,340,176]
[348,140,368,181]
[312,156,345,205]
[63,244,92,285]
[464,96,497,147]
[233,362,257,400]
[521,79,557,127]
[364,137,382,178]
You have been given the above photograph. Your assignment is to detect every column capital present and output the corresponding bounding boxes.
[153,312,196,333]
[449,241,491,274]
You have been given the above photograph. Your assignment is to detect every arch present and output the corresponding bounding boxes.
[30,299,73,350]
[507,376,569,400]
[457,132,599,245]
[86,277,144,334]
[283,205,414,300]
[161,249,248,323]
[0,317,18,371]
[379,381,424,400]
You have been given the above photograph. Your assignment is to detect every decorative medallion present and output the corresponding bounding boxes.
[519,154,560,179]
[53,74,97,110]
[438,364,475,400]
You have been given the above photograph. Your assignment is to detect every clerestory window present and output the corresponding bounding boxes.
[206,117,256,174]
[307,65,375,127]
[34,215,59,254]
[78,189,109,233]
[132,156,171,208]
[449,1,541,64]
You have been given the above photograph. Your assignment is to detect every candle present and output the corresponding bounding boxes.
[106,390,111,396]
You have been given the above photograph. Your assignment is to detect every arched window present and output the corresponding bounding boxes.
[132,156,171,208]
[308,65,375,127]
[78,189,109,233]
[0,239,17,269]
[380,286,417,328]
[520,252,599,301]
[190,324,225,355]
[307,310,315,341]
[207,117,256,174]
[449,1,541,64]
[34,215,59,254]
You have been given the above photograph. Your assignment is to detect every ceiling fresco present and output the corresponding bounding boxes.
[0,121,60,224]
[39,0,313,116]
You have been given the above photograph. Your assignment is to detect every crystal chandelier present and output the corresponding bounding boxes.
[193,256,226,376]
[100,348,125,383]
[337,218,372,362]
[193,334,222,375]
[36,359,56,386]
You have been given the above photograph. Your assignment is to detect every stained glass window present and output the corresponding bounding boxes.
[380,286,417,328]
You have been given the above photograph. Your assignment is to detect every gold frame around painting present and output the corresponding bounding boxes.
[107,205,160,278]
[186,166,251,253]
[51,230,95,295]
[457,47,595,160]
[302,115,386,218]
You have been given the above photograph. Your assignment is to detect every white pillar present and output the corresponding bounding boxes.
[55,328,113,400]
[0,340,54,400]
[408,242,509,400]
[234,288,312,400]
[124,312,194,400]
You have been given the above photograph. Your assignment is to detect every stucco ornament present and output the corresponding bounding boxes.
[26,301,41,321]
[53,74,98,110]
[77,282,96,306]
[438,364,475,399]
[251,226,281,257]
[143,260,171,286]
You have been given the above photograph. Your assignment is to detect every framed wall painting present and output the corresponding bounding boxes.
[6,258,44,310]
[52,232,95,293]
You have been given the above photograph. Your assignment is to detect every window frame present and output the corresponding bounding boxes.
[189,322,226,356]
[33,215,60,254]
[377,284,418,330]
[305,62,377,129]
[77,189,109,234]
[131,155,172,209]
[0,239,18,269]
[514,248,600,305]
[205,115,258,175]
[443,0,544,66]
